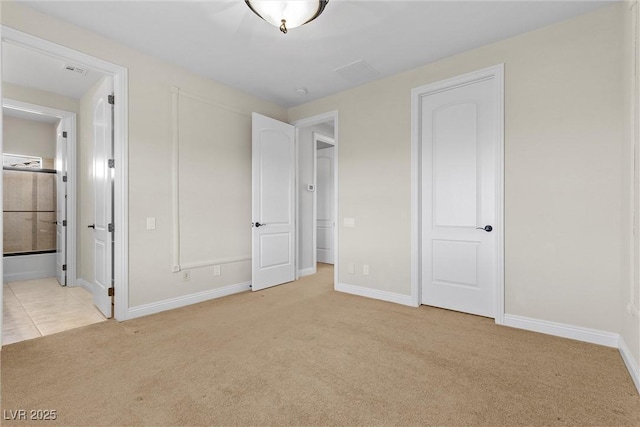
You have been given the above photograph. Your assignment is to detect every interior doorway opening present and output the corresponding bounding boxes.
[292,111,339,287]
[1,26,129,346]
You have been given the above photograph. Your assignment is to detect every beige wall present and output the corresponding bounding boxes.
[2,114,56,159]
[2,82,79,113]
[289,4,628,335]
[0,1,286,307]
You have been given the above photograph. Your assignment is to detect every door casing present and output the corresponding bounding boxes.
[410,65,505,324]
[1,26,130,321]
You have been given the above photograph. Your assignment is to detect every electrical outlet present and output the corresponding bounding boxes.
[348,262,355,274]
[213,265,221,276]
[363,264,369,275]
[182,270,191,282]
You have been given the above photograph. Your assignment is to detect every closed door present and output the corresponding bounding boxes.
[420,74,499,318]
[316,146,334,264]
[251,113,296,291]
[55,121,67,286]
[92,78,114,318]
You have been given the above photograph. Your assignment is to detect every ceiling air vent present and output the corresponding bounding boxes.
[63,64,89,76]
[334,60,380,84]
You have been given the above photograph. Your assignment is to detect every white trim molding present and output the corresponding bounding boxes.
[170,87,252,273]
[336,282,415,307]
[619,336,640,393]
[1,26,130,322]
[503,314,619,348]
[410,64,505,320]
[127,281,251,320]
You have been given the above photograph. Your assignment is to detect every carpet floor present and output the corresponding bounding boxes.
[1,264,639,426]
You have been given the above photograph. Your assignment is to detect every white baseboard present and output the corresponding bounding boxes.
[127,281,251,320]
[619,336,640,394]
[336,282,416,307]
[298,267,316,277]
[75,278,94,294]
[503,314,619,348]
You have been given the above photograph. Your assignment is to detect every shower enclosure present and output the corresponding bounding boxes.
[3,154,59,282]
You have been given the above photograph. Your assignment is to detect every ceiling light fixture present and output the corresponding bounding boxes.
[245,1,329,34]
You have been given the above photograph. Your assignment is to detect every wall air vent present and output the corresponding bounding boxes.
[63,64,89,76]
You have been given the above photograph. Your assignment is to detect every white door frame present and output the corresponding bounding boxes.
[313,132,335,268]
[292,111,339,288]
[1,26,130,321]
[410,65,505,324]
[2,99,77,288]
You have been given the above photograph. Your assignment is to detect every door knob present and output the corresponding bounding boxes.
[88,224,95,229]
[476,225,493,232]
[253,222,266,228]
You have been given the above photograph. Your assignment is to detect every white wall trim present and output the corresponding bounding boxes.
[180,256,251,271]
[336,282,415,307]
[1,26,131,322]
[127,281,251,320]
[503,314,619,348]
[619,336,640,393]
[170,87,251,273]
[298,267,316,277]
[291,111,339,290]
[410,64,505,320]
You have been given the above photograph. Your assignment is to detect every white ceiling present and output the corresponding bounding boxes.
[2,41,105,99]
[17,0,615,108]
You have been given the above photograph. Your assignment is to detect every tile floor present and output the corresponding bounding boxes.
[3,277,107,345]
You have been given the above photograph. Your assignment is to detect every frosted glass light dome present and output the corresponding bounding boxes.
[245,1,329,34]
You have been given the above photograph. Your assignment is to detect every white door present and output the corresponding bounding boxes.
[421,75,499,318]
[316,146,334,264]
[55,121,67,286]
[92,78,114,318]
[251,113,296,291]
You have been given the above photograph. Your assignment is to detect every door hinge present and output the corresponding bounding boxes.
[62,131,68,138]
[62,220,67,227]
[62,264,67,271]
[108,159,115,168]
[108,94,115,105]
[108,287,114,297]
[108,223,114,233]
[62,175,68,183]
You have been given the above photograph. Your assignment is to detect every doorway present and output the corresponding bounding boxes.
[1,26,129,347]
[411,65,504,322]
[292,111,339,287]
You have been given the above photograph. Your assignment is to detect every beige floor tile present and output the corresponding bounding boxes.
[35,312,105,336]
[3,277,107,345]
[2,325,41,345]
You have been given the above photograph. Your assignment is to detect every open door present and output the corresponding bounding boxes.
[251,113,296,291]
[55,120,67,286]
[91,77,114,318]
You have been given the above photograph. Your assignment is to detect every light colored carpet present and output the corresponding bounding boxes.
[1,264,639,426]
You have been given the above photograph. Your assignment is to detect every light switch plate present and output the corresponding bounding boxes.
[344,218,355,228]
[146,217,156,230]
